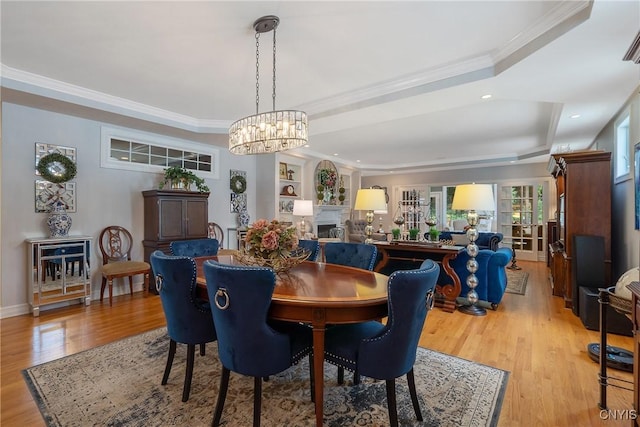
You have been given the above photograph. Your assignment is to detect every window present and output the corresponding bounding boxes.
[615,112,630,183]
[100,126,220,179]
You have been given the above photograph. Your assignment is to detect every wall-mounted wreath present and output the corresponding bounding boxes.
[230,174,247,194]
[37,152,77,184]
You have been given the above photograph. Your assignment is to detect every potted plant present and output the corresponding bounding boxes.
[391,228,401,240]
[159,166,209,193]
[316,184,325,204]
[409,228,420,240]
[338,187,346,204]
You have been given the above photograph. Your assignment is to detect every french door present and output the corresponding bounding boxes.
[498,182,548,262]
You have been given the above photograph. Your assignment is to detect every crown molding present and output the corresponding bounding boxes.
[303,0,592,121]
[1,65,230,133]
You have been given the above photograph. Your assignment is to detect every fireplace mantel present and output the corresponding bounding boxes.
[312,205,349,237]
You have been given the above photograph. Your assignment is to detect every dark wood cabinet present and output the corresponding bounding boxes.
[548,151,611,309]
[142,190,209,263]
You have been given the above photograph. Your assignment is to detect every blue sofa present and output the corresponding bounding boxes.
[436,231,503,251]
[438,247,512,309]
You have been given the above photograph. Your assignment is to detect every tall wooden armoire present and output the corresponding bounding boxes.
[142,190,210,264]
[548,150,612,310]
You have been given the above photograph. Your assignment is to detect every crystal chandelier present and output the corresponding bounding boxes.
[229,16,308,155]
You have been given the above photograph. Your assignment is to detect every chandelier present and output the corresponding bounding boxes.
[229,15,308,155]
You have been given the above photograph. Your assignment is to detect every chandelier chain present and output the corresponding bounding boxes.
[272,26,277,111]
[255,32,260,115]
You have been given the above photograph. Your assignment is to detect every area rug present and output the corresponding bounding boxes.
[506,268,529,295]
[23,328,509,427]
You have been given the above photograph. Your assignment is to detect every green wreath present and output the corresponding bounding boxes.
[230,175,247,194]
[37,153,77,183]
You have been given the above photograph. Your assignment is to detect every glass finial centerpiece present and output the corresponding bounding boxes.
[238,219,309,273]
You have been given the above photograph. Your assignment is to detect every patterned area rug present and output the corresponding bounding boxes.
[506,268,529,295]
[23,328,509,427]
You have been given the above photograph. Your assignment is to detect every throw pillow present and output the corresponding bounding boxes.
[451,234,469,246]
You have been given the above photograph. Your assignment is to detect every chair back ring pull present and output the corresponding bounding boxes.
[155,274,163,293]
[426,290,435,310]
[215,288,230,310]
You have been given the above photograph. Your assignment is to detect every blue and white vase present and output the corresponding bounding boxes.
[238,209,250,229]
[47,200,72,238]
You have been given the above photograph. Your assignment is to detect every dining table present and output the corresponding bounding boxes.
[194,255,389,427]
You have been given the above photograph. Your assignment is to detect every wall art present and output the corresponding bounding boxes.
[35,181,76,213]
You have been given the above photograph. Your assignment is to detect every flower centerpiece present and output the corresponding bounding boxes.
[239,219,309,273]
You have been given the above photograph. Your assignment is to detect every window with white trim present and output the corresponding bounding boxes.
[100,126,220,179]
[615,112,630,183]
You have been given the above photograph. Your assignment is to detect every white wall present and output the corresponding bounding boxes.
[0,102,256,317]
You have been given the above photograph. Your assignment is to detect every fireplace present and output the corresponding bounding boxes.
[317,224,337,238]
[313,205,348,238]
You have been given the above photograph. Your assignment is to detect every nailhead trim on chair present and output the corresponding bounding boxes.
[155,254,210,314]
[324,263,438,368]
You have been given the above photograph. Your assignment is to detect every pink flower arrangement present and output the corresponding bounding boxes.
[244,219,299,260]
[319,168,338,188]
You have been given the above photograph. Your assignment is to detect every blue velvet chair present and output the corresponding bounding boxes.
[203,260,313,427]
[297,239,320,262]
[323,259,440,427]
[324,242,377,271]
[170,238,219,257]
[442,247,512,309]
[149,251,217,402]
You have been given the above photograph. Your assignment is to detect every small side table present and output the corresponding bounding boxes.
[26,236,92,316]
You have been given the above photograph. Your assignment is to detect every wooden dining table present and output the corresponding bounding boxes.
[194,255,389,427]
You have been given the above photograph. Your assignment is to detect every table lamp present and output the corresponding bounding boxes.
[451,183,495,316]
[293,199,314,235]
[354,188,387,244]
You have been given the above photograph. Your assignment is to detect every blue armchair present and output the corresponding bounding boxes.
[203,260,313,426]
[323,259,440,427]
[170,238,219,257]
[324,242,378,271]
[441,247,512,309]
[149,251,217,402]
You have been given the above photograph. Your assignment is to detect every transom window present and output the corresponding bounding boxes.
[100,126,219,179]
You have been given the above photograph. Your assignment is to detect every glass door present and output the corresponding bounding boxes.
[499,183,545,261]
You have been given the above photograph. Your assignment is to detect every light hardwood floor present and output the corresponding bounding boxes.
[0,260,635,426]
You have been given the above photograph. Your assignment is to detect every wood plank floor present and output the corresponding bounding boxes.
[0,261,635,426]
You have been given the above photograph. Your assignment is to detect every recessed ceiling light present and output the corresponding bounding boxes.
[570,114,581,119]
[333,153,339,156]
[356,160,361,163]
[481,94,492,99]
[304,144,310,148]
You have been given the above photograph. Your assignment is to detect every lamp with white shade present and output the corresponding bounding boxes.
[451,183,495,316]
[292,199,314,235]
[354,189,387,244]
